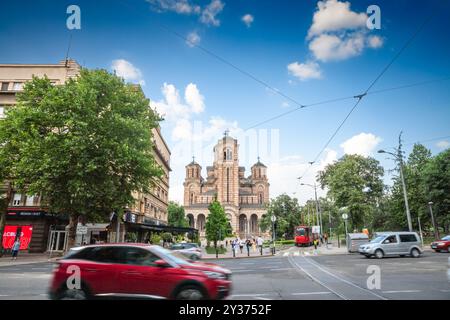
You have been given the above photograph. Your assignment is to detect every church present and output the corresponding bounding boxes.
[183,133,270,239]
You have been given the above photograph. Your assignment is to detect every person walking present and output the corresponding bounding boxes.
[11,239,21,260]
[239,239,244,254]
[257,236,264,255]
[245,239,252,257]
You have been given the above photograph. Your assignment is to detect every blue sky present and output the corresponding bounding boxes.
[1,0,449,203]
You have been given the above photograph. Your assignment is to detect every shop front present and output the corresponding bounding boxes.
[3,207,68,253]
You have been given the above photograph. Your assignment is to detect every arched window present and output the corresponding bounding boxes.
[224,148,232,160]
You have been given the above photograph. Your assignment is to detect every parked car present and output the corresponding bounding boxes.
[170,242,202,261]
[430,235,450,253]
[49,243,231,300]
[358,232,423,259]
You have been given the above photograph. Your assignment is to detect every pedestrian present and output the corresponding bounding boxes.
[11,239,20,260]
[246,239,251,256]
[324,233,328,244]
[239,239,244,254]
[225,240,228,247]
[313,237,318,250]
[257,236,264,255]
[320,234,324,245]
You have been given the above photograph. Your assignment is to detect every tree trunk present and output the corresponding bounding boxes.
[66,213,79,250]
[0,182,12,258]
[214,240,218,259]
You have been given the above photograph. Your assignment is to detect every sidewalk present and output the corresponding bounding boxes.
[201,247,277,260]
[0,252,61,267]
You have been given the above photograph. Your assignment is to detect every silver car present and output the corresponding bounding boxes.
[169,243,202,261]
[358,232,423,259]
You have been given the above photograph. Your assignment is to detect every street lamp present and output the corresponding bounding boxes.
[271,215,277,255]
[378,149,413,232]
[428,201,439,240]
[299,181,323,236]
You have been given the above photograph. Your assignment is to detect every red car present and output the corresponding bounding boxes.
[49,243,232,300]
[431,235,450,253]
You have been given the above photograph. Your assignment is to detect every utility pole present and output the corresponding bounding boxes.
[428,201,439,240]
[378,132,412,232]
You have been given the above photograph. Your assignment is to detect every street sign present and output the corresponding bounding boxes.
[312,226,321,234]
[342,213,348,220]
[76,224,88,235]
[271,215,277,223]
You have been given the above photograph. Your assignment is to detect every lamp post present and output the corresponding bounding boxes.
[299,181,323,236]
[271,215,277,255]
[378,149,413,232]
[428,201,439,240]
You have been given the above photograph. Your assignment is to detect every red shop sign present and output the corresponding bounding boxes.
[2,225,33,250]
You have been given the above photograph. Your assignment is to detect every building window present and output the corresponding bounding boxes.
[12,193,22,206]
[1,82,9,91]
[25,195,36,206]
[13,82,23,91]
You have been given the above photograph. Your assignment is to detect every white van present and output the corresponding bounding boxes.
[358,232,423,259]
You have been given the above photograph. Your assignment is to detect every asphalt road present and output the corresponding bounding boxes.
[0,249,449,300]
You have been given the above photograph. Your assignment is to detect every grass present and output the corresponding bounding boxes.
[205,246,227,254]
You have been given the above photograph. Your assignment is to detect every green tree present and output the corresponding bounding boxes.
[0,69,163,249]
[318,154,384,231]
[260,194,302,239]
[422,148,450,234]
[168,201,188,228]
[205,200,230,257]
[387,144,432,231]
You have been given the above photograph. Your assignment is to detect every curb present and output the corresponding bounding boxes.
[202,254,278,261]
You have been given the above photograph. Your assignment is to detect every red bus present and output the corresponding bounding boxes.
[294,225,313,247]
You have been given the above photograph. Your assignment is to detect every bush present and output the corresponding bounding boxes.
[161,232,173,242]
[150,234,161,245]
[205,246,227,254]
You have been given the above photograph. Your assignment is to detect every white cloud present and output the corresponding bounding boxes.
[186,31,201,47]
[111,59,145,85]
[287,61,322,81]
[308,0,367,38]
[146,0,224,27]
[152,83,194,121]
[368,35,384,48]
[436,140,450,150]
[146,0,200,14]
[340,132,382,157]
[200,0,225,26]
[185,83,205,113]
[242,14,254,27]
[266,149,337,204]
[309,32,366,62]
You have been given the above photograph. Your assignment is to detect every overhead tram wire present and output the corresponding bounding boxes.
[115,0,448,135]
[297,10,437,181]
[244,76,450,131]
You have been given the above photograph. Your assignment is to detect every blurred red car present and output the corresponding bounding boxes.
[49,243,231,300]
[431,235,450,253]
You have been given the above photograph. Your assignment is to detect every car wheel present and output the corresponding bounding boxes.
[374,249,384,259]
[58,288,89,300]
[190,254,199,261]
[400,255,405,257]
[410,248,420,258]
[175,286,205,300]
[364,254,371,258]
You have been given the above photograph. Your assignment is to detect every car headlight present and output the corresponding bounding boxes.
[203,271,226,280]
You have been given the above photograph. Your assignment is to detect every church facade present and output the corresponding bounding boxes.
[183,134,270,239]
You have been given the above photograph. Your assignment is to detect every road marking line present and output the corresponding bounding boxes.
[254,297,271,300]
[294,252,300,256]
[382,290,421,293]
[283,252,289,256]
[291,292,331,295]
[230,293,271,297]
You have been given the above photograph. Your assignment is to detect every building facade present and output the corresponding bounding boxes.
[0,59,81,252]
[0,60,172,250]
[183,134,270,239]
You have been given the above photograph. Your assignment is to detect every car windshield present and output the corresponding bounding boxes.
[152,245,193,266]
[441,236,450,241]
[370,236,386,243]
[296,228,305,236]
